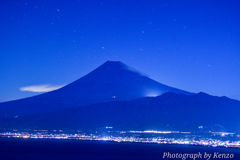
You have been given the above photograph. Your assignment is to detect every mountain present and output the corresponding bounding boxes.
[1,92,240,133]
[0,61,192,119]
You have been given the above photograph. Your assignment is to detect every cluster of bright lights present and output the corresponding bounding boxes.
[1,132,240,148]
[212,132,235,137]
[105,126,113,129]
[127,130,182,134]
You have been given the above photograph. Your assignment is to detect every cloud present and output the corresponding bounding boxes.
[20,84,65,92]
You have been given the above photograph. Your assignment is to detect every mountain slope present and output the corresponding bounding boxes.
[0,61,192,118]
[1,92,239,133]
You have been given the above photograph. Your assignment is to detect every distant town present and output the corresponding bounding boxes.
[1,127,240,149]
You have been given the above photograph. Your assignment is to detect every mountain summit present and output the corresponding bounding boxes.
[0,61,192,118]
[60,61,192,100]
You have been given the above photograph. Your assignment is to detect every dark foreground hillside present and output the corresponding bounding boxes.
[1,92,240,133]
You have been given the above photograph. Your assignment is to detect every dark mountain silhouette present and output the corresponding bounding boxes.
[1,92,240,133]
[0,61,192,119]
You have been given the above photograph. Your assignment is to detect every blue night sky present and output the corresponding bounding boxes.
[0,0,240,102]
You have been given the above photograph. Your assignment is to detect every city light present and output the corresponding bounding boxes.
[1,131,239,149]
